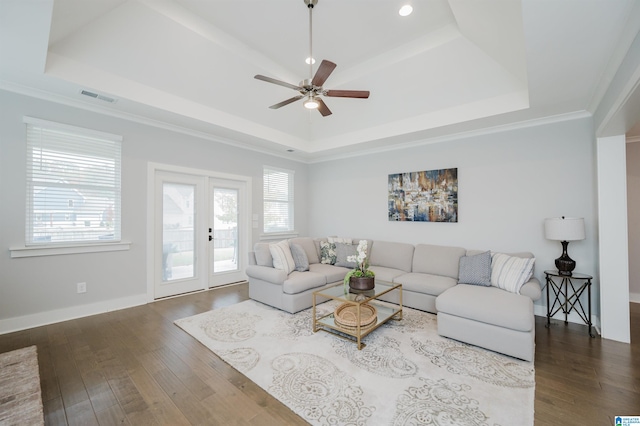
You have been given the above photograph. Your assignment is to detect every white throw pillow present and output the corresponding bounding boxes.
[328,236,352,244]
[491,253,535,294]
[270,240,296,274]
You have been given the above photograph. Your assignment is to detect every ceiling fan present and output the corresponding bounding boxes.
[254,0,370,117]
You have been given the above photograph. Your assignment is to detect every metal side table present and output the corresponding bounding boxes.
[544,270,595,337]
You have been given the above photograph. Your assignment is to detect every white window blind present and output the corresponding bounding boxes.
[263,166,294,233]
[25,117,122,245]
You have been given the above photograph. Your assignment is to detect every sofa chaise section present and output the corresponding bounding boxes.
[436,284,536,361]
[435,251,541,361]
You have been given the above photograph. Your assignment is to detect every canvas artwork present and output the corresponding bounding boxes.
[388,168,458,222]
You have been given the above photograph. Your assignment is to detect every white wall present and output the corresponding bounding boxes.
[0,90,605,331]
[308,117,599,318]
[0,90,308,331]
[627,141,640,303]
[598,135,631,342]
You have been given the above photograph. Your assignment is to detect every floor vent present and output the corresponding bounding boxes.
[80,90,117,103]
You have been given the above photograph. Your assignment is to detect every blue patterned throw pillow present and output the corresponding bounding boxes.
[458,251,492,286]
[320,241,337,265]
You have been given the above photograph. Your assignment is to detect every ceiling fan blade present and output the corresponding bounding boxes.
[317,98,332,117]
[325,90,370,99]
[311,60,337,87]
[269,95,304,109]
[255,75,302,91]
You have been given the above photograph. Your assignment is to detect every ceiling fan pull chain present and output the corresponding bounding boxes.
[308,1,314,82]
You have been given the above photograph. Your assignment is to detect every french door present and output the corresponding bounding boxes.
[209,179,247,286]
[152,167,249,299]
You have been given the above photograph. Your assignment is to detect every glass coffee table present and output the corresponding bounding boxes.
[312,281,403,349]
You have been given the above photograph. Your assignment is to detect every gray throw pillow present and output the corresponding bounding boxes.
[335,242,358,268]
[458,251,492,286]
[290,243,309,272]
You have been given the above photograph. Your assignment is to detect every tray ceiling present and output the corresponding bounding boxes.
[0,0,636,160]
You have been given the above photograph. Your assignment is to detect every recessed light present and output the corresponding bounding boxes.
[305,57,316,65]
[399,5,413,16]
[287,149,295,152]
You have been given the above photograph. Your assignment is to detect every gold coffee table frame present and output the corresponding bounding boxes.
[312,281,403,350]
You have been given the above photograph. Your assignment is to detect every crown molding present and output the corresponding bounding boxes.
[1,80,593,165]
[0,80,308,163]
[308,110,593,163]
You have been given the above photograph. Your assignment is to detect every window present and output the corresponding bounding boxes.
[25,117,122,245]
[263,166,294,233]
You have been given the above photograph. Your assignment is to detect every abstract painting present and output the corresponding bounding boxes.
[388,168,458,222]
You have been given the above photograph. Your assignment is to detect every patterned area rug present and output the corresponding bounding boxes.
[0,345,44,426]
[175,300,535,426]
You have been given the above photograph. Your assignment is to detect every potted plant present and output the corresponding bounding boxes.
[343,240,375,291]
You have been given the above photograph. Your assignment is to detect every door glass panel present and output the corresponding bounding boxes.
[213,187,238,273]
[163,182,195,281]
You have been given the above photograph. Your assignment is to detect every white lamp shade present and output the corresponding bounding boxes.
[544,217,585,241]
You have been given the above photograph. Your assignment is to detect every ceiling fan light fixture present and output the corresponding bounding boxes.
[399,4,413,16]
[304,96,319,109]
[253,0,369,117]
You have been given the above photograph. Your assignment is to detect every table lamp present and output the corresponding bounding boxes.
[544,216,585,276]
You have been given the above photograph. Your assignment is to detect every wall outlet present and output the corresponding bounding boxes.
[77,282,87,293]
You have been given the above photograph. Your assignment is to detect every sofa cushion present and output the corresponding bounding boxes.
[369,241,414,272]
[290,243,309,272]
[412,244,466,279]
[320,241,337,264]
[309,263,351,283]
[436,284,534,332]
[254,243,273,267]
[392,272,457,296]
[491,253,535,294]
[270,240,296,274]
[289,237,320,264]
[458,251,492,286]
[282,271,327,295]
[367,265,406,282]
[335,242,358,268]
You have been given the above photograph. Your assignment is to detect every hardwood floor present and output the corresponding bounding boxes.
[0,282,638,425]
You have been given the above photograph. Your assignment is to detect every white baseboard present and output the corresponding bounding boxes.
[0,294,148,335]
[534,304,601,335]
[630,292,640,304]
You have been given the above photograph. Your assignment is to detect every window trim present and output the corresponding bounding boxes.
[10,241,131,258]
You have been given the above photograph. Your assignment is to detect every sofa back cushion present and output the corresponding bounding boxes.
[412,244,466,278]
[289,237,320,264]
[254,242,273,267]
[369,241,414,272]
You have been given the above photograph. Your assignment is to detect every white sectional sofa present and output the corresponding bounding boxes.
[245,237,541,361]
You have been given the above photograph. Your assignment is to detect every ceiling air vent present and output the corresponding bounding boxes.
[80,89,117,103]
